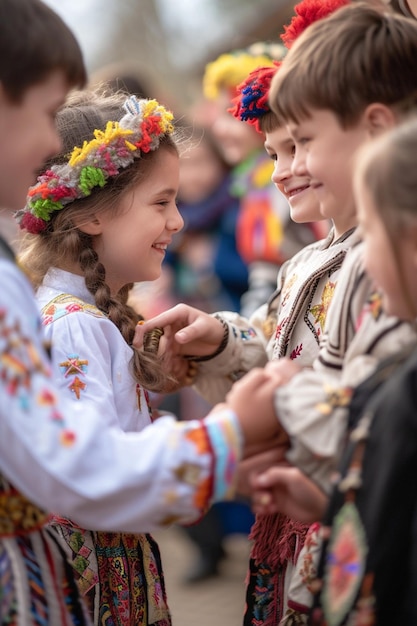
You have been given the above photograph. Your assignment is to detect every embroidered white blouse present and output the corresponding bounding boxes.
[0,259,241,533]
[37,268,154,434]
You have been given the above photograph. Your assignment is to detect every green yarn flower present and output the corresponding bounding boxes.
[79,166,106,196]
[31,198,64,221]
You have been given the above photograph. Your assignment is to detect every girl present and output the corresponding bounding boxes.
[309,114,417,626]
[15,89,278,625]
[18,89,181,625]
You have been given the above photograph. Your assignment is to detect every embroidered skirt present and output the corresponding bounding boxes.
[51,521,172,626]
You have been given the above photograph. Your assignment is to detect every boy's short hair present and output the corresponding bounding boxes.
[0,0,86,102]
[269,2,417,127]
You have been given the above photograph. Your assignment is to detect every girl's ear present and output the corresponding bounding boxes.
[72,214,103,235]
[363,103,397,137]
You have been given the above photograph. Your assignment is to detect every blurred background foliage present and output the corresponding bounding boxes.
[44,0,296,112]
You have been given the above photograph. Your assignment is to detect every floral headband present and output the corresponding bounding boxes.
[16,96,174,234]
[230,0,350,132]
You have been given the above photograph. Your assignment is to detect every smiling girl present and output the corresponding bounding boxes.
[17,89,184,626]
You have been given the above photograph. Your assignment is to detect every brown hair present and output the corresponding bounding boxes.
[355,114,417,234]
[355,114,417,315]
[0,0,86,102]
[19,89,179,392]
[269,2,417,128]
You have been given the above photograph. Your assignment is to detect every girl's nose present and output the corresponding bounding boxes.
[168,205,184,232]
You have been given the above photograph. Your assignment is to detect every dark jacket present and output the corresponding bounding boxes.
[311,342,417,626]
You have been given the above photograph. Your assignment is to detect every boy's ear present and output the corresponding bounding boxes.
[72,214,103,235]
[363,103,396,137]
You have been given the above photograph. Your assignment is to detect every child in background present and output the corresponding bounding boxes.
[0,1,282,622]
[310,114,417,626]
[135,2,417,624]
[203,42,322,317]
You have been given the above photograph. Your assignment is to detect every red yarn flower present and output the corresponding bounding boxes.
[19,212,47,234]
[281,0,351,48]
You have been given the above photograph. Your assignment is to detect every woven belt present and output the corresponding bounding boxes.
[0,487,49,537]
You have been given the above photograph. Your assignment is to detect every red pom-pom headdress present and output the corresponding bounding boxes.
[281,0,350,48]
[229,62,281,133]
[231,0,351,131]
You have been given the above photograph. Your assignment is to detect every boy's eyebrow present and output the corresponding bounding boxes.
[286,123,300,139]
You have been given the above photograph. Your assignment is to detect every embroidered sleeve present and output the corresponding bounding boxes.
[275,243,417,494]
[193,308,269,404]
[41,307,124,428]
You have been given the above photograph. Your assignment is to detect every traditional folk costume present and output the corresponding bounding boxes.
[193,236,417,625]
[194,226,358,624]
[0,237,241,624]
[2,97,243,624]
[36,268,172,626]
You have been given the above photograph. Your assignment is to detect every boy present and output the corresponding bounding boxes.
[135,2,417,623]
[241,3,417,622]
[0,0,280,622]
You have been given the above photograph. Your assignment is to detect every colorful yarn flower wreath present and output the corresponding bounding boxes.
[230,0,351,132]
[17,96,174,234]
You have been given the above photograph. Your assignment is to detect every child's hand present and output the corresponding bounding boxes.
[264,358,303,385]
[224,368,283,446]
[251,466,328,523]
[235,445,289,497]
[134,304,225,359]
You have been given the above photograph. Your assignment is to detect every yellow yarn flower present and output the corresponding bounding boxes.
[69,123,135,167]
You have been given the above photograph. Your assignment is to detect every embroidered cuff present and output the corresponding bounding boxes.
[203,409,242,501]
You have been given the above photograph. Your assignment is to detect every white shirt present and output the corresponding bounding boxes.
[37,268,151,434]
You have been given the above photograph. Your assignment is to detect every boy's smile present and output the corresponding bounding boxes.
[265,125,322,224]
